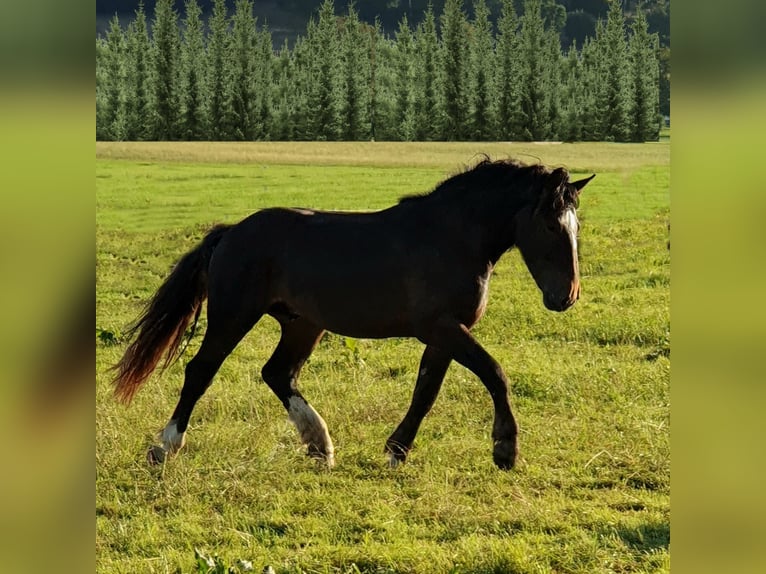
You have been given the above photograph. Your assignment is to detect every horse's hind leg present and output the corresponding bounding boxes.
[385,345,451,467]
[151,303,263,464]
[260,317,333,466]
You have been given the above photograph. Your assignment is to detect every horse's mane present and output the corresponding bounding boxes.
[399,156,578,211]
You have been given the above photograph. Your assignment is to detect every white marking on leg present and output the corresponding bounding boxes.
[419,368,427,377]
[160,419,186,454]
[287,396,335,466]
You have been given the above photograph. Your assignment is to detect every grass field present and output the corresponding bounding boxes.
[96,142,670,574]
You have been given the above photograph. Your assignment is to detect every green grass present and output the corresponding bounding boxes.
[97,142,669,574]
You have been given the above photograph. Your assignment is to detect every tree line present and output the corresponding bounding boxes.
[96,0,661,142]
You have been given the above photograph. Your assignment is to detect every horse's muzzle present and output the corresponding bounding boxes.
[543,287,579,312]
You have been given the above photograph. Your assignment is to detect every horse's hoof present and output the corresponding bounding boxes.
[384,442,408,468]
[307,444,335,469]
[315,450,335,469]
[386,451,404,469]
[492,440,517,470]
[310,454,334,470]
[147,445,167,465]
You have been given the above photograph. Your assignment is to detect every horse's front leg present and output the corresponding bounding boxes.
[385,345,451,467]
[420,319,519,469]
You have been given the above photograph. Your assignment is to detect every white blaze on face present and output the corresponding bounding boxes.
[559,208,579,254]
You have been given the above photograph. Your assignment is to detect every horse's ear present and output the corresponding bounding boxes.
[546,167,568,191]
[572,174,596,193]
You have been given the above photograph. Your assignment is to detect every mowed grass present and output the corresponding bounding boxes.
[96,142,670,574]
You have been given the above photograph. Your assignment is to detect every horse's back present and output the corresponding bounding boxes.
[209,207,413,335]
[229,205,406,262]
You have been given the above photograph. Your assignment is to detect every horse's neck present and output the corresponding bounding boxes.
[461,193,523,264]
[402,191,521,265]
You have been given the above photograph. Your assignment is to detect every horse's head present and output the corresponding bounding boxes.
[515,168,595,312]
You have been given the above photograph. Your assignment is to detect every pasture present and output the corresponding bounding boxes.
[96,142,670,573]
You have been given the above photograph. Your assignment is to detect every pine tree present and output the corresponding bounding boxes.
[255,28,274,140]
[207,0,231,140]
[180,0,208,140]
[394,14,416,141]
[543,26,563,140]
[579,33,602,141]
[291,34,314,140]
[151,0,181,140]
[596,0,630,141]
[414,3,442,140]
[308,0,343,140]
[272,39,295,140]
[518,0,550,140]
[226,0,258,140]
[560,42,582,142]
[441,0,469,140]
[124,3,152,140]
[628,5,660,141]
[341,3,370,141]
[104,15,127,141]
[469,0,495,140]
[368,17,384,140]
[495,0,521,140]
[368,28,399,141]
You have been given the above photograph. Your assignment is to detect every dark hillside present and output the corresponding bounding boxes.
[96,0,669,49]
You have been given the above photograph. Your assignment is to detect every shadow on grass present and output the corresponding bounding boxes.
[615,520,670,552]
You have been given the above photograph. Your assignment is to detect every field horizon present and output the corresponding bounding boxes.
[97,141,670,574]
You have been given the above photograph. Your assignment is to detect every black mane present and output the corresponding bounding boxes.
[399,157,578,211]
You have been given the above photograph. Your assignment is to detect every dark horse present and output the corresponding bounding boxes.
[113,158,594,469]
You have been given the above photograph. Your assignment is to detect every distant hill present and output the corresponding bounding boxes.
[95,0,669,50]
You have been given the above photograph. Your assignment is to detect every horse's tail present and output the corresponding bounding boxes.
[112,224,231,404]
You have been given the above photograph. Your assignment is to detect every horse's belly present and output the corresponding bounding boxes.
[320,312,414,339]
[285,281,414,339]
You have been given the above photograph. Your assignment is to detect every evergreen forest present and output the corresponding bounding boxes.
[96,0,664,142]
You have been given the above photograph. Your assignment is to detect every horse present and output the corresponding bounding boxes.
[112,158,594,470]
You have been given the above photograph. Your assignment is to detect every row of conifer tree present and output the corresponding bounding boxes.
[96,0,661,142]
